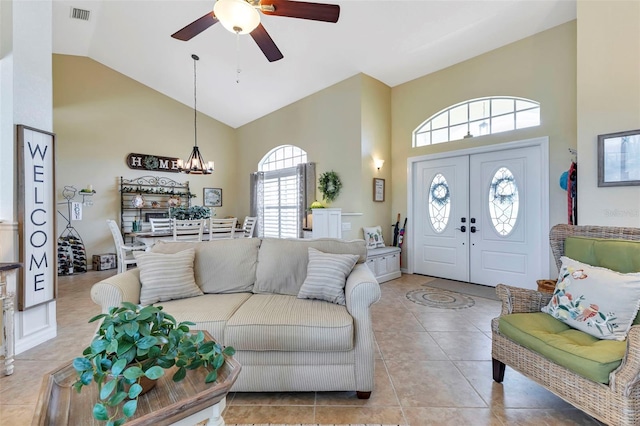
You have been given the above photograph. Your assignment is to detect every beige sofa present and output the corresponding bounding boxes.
[90,237,381,398]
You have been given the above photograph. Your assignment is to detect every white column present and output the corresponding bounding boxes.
[1,0,57,354]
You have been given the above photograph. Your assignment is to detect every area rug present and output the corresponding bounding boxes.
[406,285,475,309]
[421,278,499,301]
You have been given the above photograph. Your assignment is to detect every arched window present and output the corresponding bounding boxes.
[413,96,540,147]
[254,145,310,239]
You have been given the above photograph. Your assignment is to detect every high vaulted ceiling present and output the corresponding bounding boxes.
[52,0,576,128]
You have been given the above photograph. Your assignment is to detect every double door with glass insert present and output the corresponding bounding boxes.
[413,145,543,287]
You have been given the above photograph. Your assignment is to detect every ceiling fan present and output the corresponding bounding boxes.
[171,0,340,62]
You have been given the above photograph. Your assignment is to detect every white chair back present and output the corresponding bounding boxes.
[241,216,257,238]
[106,219,145,273]
[150,217,172,232]
[209,218,237,240]
[172,219,205,242]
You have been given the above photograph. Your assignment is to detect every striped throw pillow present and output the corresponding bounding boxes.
[297,247,359,305]
[134,248,203,305]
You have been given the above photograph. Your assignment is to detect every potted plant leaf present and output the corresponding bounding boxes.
[72,302,235,425]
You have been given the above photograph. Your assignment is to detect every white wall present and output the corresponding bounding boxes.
[576,0,640,226]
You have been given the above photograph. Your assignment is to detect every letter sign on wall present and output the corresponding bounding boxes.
[127,153,181,173]
[17,125,56,310]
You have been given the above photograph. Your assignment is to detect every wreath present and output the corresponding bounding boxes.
[430,182,450,206]
[144,155,159,170]
[318,170,342,203]
[490,175,517,204]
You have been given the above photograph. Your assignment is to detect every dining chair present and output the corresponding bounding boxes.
[150,217,172,232]
[241,216,257,238]
[172,218,205,242]
[209,218,237,240]
[106,219,146,274]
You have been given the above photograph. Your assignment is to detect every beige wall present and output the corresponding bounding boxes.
[53,55,237,259]
[577,0,640,227]
[391,21,577,267]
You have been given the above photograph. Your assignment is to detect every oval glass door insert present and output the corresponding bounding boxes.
[489,167,519,236]
[428,173,451,233]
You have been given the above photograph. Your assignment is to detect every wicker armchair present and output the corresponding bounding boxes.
[492,224,640,426]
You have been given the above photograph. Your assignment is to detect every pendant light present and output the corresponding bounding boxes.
[178,54,214,175]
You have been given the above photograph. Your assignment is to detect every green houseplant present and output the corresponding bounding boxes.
[72,302,235,425]
[169,205,211,220]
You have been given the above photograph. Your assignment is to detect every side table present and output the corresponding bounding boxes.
[32,330,241,426]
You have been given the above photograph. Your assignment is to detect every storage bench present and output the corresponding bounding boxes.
[365,246,401,283]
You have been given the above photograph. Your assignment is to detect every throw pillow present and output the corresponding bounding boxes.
[363,226,385,249]
[541,256,640,341]
[297,247,359,305]
[134,248,203,305]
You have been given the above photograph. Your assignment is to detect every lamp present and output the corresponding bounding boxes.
[213,0,261,34]
[374,159,385,171]
[178,54,214,175]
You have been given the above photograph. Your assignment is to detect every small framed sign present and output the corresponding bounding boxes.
[204,188,222,207]
[598,129,640,187]
[373,178,385,202]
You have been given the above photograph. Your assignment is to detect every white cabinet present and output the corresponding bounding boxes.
[365,247,401,283]
[312,208,342,239]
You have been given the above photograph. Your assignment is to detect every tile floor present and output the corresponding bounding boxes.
[0,271,602,425]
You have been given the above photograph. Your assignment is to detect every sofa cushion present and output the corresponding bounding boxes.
[297,247,358,305]
[159,293,252,345]
[151,238,260,293]
[254,238,367,295]
[225,294,354,351]
[499,312,626,384]
[134,248,204,305]
[541,256,640,340]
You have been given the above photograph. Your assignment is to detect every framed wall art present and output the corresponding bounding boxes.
[17,125,57,310]
[373,178,385,202]
[204,187,222,207]
[598,129,640,187]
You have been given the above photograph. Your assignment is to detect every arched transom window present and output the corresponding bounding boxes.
[259,145,307,172]
[413,97,540,147]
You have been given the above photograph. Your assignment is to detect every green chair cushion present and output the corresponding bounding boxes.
[565,236,640,274]
[499,312,626,384]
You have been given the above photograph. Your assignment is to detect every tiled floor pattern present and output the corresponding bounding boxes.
[0,271,603,425]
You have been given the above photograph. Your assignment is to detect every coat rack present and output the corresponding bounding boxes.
[56,186,95,275]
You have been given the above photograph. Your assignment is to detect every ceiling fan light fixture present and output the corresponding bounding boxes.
[214,0,260,35]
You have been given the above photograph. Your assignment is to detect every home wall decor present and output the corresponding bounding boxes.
[597,129,640,187]
[126,153,181,173]
[373,178,385,202]
[17,125,56,310]
[204,188,223,207]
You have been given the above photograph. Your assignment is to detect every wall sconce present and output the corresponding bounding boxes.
[374,159,385,171]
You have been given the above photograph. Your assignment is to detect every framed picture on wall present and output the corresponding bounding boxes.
[373,178,385,202]
[17,125,57,310]
[204,187,222,207]
[598,129,640,187]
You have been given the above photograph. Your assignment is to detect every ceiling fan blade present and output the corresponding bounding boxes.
[261,0,340,23]
[250,23,284,62]
[171,12,218,41]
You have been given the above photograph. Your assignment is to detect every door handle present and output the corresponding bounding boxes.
[470,226,478,233]
[455,226,466,232]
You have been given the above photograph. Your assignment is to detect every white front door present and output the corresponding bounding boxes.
[412,143,545,287]
[414,155,469,282]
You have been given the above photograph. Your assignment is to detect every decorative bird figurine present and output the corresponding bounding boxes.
[576,304,599,322]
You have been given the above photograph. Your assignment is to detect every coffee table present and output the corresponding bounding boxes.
[32,331,241,426]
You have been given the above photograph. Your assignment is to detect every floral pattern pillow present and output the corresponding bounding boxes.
[363,226,385,249]
[541,256,640,341]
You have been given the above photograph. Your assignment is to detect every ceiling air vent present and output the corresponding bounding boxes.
[70,7,91,21]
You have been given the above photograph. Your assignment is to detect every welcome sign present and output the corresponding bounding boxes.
[17,125,56,310]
